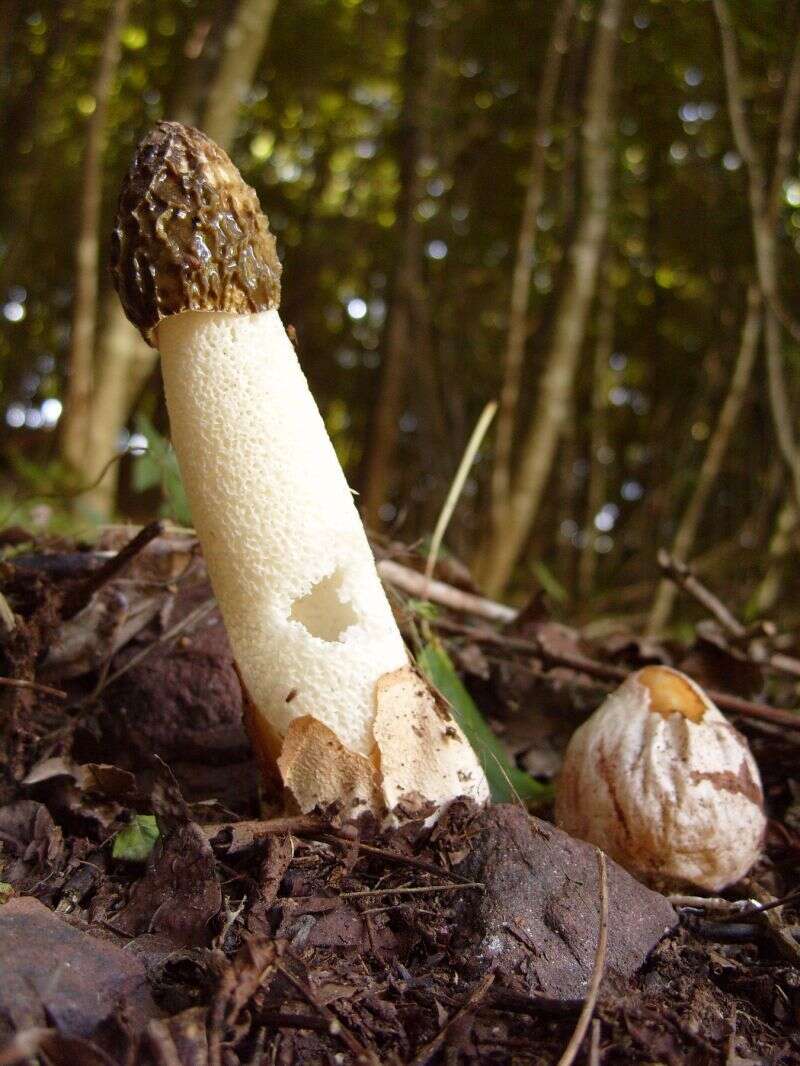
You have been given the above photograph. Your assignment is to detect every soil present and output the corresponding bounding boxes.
[1,529,799,1065]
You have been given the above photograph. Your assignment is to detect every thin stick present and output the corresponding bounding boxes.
[409,973,494,1066]
[432,616,800,732]
[588,1018,601,1066]
[425,400,497,584]
[85,597,216,700]
[62,520,166,618]
[657,550,746,638]
[0,591,15,633]
[203,815,326,854]
[341,881,484,900]
[276,960,379,1065]
[556,849,608,1066]
[317,833,476,885]
[379,558,516,624]
[0,676,66,700]
[658,550,800,680]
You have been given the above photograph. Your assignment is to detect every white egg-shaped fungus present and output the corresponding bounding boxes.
[555,665,766,892]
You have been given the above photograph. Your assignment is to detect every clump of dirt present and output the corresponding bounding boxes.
[0,528,799,1065]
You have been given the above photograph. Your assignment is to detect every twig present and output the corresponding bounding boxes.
[409,973,494,1066]
[658,551,800,680]
[741,879,800,965]
[378,558,516,624]
[556,849,608,1066]
[85,597,216,701]
[0,676,66,700]
[657,550,745,638]
[61,520,167,618]
[740,886,800,918]
[340,881,484,900]
[317,833,476,885]
[431,616,800,732]
[276,959,380,1065]
[425,399,497,583]
[588,1018,601,1066]
[0,591,15,633]
[203,815,326,854]
[688,919,761,943]
[668,894,750,914]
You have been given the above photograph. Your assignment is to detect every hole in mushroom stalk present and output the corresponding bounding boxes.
[638,666,706,723]
[289,567,360,642]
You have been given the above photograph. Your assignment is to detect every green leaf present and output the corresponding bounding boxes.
[532,561,567,604]
[0,882,13,906]
[417,641,552,807]
[407,598,440,620]
[112,814,160,862]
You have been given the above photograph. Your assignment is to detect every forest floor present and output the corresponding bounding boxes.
[0,525,799,1065]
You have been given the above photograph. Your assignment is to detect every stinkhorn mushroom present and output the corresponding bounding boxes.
[110,121,489,819]
[555,666,766,892]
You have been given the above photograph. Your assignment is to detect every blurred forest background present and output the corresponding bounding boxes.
[1,0,800,634]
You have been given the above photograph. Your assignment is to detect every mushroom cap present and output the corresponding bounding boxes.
[111,121,281,346]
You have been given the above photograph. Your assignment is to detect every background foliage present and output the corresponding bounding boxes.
[1,0,799,630]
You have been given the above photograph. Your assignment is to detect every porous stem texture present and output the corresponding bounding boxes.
[160,308,408,756]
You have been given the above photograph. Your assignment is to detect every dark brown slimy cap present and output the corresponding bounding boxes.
[111,121,282,346]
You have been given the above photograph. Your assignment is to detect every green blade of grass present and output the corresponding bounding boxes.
[417,640,553,807]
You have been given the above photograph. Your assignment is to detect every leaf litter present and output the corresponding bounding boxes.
[0,527,798,1063]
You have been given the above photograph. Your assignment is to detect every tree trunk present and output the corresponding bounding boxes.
[359,0,437,529]
[751,498,798,614]
[490,0,576,535]
[477,0,622,596]
[647,285,762,633]
[713,0,800,511]
[81,0,279,517]
[60,0,130,474]
[202,0,278,149]
[578,265,616,599]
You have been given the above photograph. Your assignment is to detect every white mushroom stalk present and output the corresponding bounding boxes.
[555,665,766,892]
[111,122,489,819]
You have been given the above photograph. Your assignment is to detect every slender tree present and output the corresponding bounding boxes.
[752,498,798,614]
[202,0,278,150]
[477,0,623,596]
[713,0,800,511]
[60,0,130,472]
[79,0,279,516]
[490,0,575,538]
[578,263,616,599]
[647,286,762,632]
[360,0,438,528]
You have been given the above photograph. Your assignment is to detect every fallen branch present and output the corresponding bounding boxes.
[276,958,380,1065]
[203,814,327,855]
[409,973,494,1066]
[378,557,517,624]
[657,550,746,638]
[0,676,66,700]
[341,881,484,900]
[658,550,800,680]
[61,520,166,619]
[432,616,800,731]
